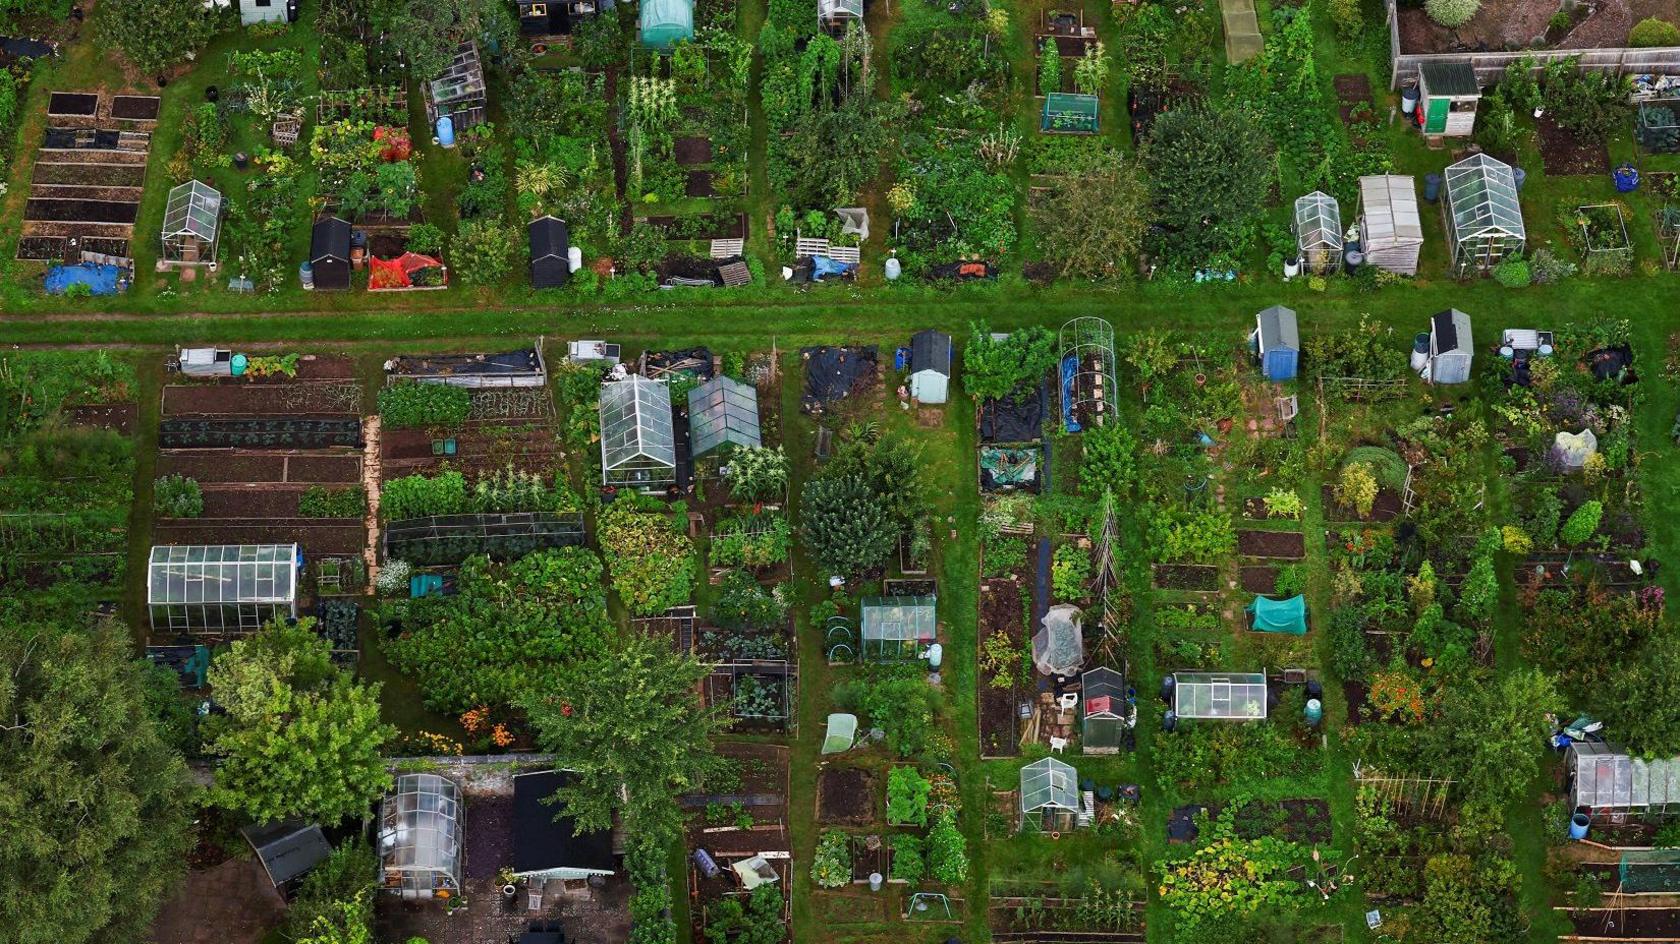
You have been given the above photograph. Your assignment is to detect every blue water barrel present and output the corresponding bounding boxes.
[1569,812,1590,840]
[436,116,456,148]
[299,261,314,290]
[1514,167,1528,191]
[230,353,248,376]
[1424,173,1442,202]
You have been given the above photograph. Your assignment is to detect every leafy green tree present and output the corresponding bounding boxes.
[1601,633,1680,758]
[963,324,1058,403]
[1141,104,1273,265]
[1079,425,1138,497]
[100,0,223,75]
[1430,669,1563,807]
[522,630,727,845]
[1560,500,1603,547]
[204,620,394,823]
[0,619,195,944]
[378,0,516,80]
[1028,148,1149,281]
[296,895,374,944]
[801,471,895,576]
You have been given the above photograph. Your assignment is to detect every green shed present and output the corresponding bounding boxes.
[1042,92,1098,134]
[640,0,694,49]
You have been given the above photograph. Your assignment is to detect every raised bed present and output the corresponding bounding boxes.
[32,162,147,187]
[66,403,137,434]
[1538,114,1608,175]
[156,452,362,484]
[1567,906,1680,939]
[151,520,367,555]
[162,382,363,417]
[158,417,363,450]
[1321,485,1402,522]
[23,198,139,223]
[110,95,162,120]
[817,766,877,826]
[675,136,713,165]
[379,425,565,478]
[47,92,98,116]
[1239,566,1277,593]
[1238,530,1305,559]
[980,575,1026,758]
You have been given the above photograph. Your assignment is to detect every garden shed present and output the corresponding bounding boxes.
[860,595,937,661]
[1293,191,1342,274]
[1443,153,1525,273]
[1032,604,1085,678]
[379,773,462,901]
[639,0,693,49]
[1042,92,1099,134]
[161,180,221,266]
[1081,666,1131,754]
[1423,309,1474,385]
[688,375,761,457]
[909,329,953,404]
[1171,672,1267,720]
[147,543,299,633]
[818,0,860,32]
[511,771,617,881]
[1357,175,1423,276]
[529,215,571,288]
[1019,756,1083,832]
[427,43,489,133]
[1247,594,1307,634]
[241,821,331,887]
[600,374,678,487]
[1251,305,1300,382]
[309,216,352,290]
[1569,742,1680,820]
[1417,62,1480,137]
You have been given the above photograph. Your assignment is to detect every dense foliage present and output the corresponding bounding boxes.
[964,324,1058,404]
[598,498,698,616]
[378,382,472,428]
[1142,104,1273,267]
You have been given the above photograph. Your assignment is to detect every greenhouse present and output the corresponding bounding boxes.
[1293,191,1341,274]
[1032,604,1085,678]
[639,0,692,49]
[1019,756,1083,833]
[160,179,222,266]
[600,374,678,487]
[1357,175,1423,276]
[688,375,761,457]
[1443,154,1525,274]
[379,773,462,901]
[1081,666,1132,754]
[860,595,937,661]
[1171,671,1268,720]
[1569,742,1680,819]
[818,0,861,32]
[1042,92,1099,134]
[147,543,299,634]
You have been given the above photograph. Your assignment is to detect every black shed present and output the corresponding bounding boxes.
[511,770,617,880]
[309,216,352,290]
[529,216,570,288]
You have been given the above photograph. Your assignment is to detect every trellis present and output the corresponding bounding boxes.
[1353,764,1456,820]
[316,86,408,125]
[1662,204,1680,270]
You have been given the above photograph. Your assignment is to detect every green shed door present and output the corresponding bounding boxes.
[1425,97,1450,134]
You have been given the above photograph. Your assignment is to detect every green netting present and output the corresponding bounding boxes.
[1042,93,1098,133]
[1248,594,1307,634]
[980,445,1037,486]
[1621,849,1680,893]
[639,0,693,48]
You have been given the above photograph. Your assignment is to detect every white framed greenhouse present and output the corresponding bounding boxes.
[689,375,761,457]
[860,595,937,661]
[1569,742,1680,821]
[1019,756,1083,833]
[1294,191,1342,274]
[1171,671,1267,720]
[600,374,677,487]
[819,0,861,31]
[1443,153,1525,274]
[161,179,222,266]
[147,543,298,634]
[379,773,463,901]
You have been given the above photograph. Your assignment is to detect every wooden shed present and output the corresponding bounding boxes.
[1417,62,1480,137]
[1357,175,1423,276]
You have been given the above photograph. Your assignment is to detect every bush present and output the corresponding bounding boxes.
[298,486,366,519]
[378,382,471,428]
[449,218,520,285]
[1630,17,1680,47]
[1561,500,1603,547]
[375,559,411,596]
[153,474,203,518]
[406,223,445,255]
[1328,0,1364,41]
[1335,462,1379,517]
[1492,257,1531,288]
[1425,0,1480,27]
[811,830,851,888]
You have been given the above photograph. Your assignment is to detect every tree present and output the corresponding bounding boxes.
[380,0,516,80]
[1601,632,1680,758]
[1141,104,1272,264]
[800,471,895,576]
[963,323,1058,403]
[1560,500,1603,547]
[0,619,195,944]
[1028,148,1150,281]
[99,0,223,75]
[1430,669,1563,807]
[203,620,395,824]
[522,630,727,845]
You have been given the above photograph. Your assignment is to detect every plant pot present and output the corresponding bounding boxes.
[1282,257,1301,279]
[502,884,518,898]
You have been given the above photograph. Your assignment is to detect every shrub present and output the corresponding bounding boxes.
[1335,462,1379,517]
[153,474,203,518]
[375,560,411,596]
[1492,257,1531,288]
[406,223,445,255]
[378,382,471,428]
[1079,425,1137,497]
[963,324,1058,403]
[1425,0,1480,28]
[1630,17,1680,47]
[1561,500,1603,547]
[800,472,894,577]
[449,218,520,285]
[1328,0,1364,41]
[298,486,366,519]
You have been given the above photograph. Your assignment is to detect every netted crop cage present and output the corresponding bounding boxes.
[1620,850,1680,893]
[1058,317,1116,432]
[600,374,677,487]
[1294,191,1343,274]
[1636,99,1680,155]
[379,773,462,901]
[148,543,299,633]
[383,512,586,565]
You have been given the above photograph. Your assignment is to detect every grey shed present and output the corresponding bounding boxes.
[1252,305,1300,381]
[1358,175,1423,276]
[1425,309,1474,385]
[242,821,332,886]
[909,329,953,404]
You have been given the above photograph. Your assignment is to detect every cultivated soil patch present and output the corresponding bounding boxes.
[1333,74,1373,126]
[380,425,564,478]
[1240,566,1278,593]
[1538,114,1609,175]
[111,95,162,120]
[1239,530,1306,559]
[817,766,878,826]
[1568,907,1680,938]
[675,136,713,165]
[163,382,363,416]
[152,520,367,555]
[1153,564,1218,591]
[1396,0,1679,51]
[685,171,715,197]
[1321,485,1402,522]
[980,575,1026,757]
[66,402,136,434]
[157,452,362,484]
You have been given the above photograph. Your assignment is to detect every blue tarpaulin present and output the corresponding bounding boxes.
[44,263,125,295]
[1059,355,1079,432]
[811,256,855,281]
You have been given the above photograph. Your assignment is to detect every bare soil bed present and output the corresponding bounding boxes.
[685,171,715,198]
[33,162,147,186]
[187,486,357,520]
[1238,530,1306,559]
[152,520,367,555]
[24,197,138,223]
[1568,907,1680,939]
[380,425,564,478]
[713,741,789,821]
[1538,114,1609,175]
[817,766,877,826]
[675,136,713,165]
[1333,74,1373,126]
[111,95,161,120]
[980,575,1026,757]
[1153,564,1218,591]
[163,382,363,417]
[47,92,98,115]
[66,402,136,434]
[157,452,361,484]
[1240,566,1278,593]
[1321,486,1402,522]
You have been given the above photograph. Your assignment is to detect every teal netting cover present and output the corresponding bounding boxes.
[1621,849,1680,893]
[1248,594,1307,634]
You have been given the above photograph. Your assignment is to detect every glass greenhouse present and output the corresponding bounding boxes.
[600,375,677,487]
[147,544,298,634]
[1019,756,1082,832]
[161,180,222,265]
[1443,154,1525,274]
[379,773,463,900]
[1172,672,1268,720]
[1293,191,1342,274]
[860,596,937,661]
[1570,742,1680,818]
[689,375,761,457]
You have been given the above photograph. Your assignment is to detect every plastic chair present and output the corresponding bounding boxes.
[1050,736,1068,754]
